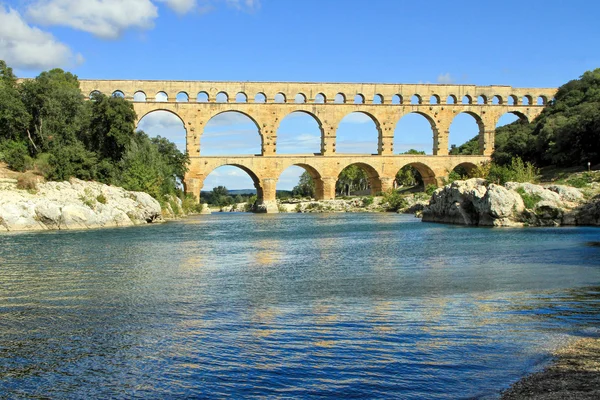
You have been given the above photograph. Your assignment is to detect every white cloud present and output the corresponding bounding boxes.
[156,0,197,14]
[27,0,159,39]
[0,6,81,70]
[138,111,184,129]
[437,73,455,84]
[23,0,260,41]
[225,0,260,12]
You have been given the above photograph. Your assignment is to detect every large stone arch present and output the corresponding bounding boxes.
[136,108,185,129]
[449,160,480,179]
[335,111,383,155]
[397,161,438,187]
[201,110,263,156]
[394,111,439,155]
[201,162,264,201]
[275,110,325,155]
[496,110,529,126]
[276,162,330,200]
[449,111,485,155]
[335,160,383,195]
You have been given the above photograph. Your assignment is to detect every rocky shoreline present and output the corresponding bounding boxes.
[501,337,600,399]
[423,178,600,227]
[0,177,163,232]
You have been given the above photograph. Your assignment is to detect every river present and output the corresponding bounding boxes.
[1,213,599,398]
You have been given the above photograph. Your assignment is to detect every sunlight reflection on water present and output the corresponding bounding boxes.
[0,214,599,398]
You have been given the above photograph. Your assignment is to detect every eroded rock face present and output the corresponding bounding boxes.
[422,179,595,227]
[0,179,162,232]
[423,179,525,226]
[574,195,600,226]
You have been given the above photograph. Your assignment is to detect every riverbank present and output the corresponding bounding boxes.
[210,192,430,214]
[501,337,600,399]
[0,176,163,232]
[423,175,600,227]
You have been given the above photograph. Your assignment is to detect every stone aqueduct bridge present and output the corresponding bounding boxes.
[79,80,556,212]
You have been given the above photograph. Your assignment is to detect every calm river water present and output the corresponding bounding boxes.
[1,213,600,399]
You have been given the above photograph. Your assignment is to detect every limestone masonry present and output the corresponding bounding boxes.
[79,80,556,212]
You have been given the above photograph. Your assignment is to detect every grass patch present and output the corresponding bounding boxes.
[16,173,38,191]
[516,187,543,209]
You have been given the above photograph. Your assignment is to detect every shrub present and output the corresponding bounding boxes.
[181,193,203,213]
[16,173,38,191]
[168,198,181,216]
[469,161,492,179]
[566,176,588,188]
[96,194,107,204]
[516,187,542,209]
[33,153,52,177]
[244,195,257,212]
[362,196,374,206]
[79,195,95,209]
[382,189,407,212]
[425,184,437,195]
[487,157,539,184]
[0,140,31,172]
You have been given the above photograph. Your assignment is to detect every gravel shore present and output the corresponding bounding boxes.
[501,338,600,399]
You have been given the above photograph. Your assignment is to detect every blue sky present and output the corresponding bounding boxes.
[2,0,599,190]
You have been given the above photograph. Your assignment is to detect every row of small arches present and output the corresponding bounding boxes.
[98,90,551,106]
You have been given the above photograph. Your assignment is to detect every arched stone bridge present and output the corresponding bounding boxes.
[79,80,556,212]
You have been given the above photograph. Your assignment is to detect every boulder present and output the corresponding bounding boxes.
[545,184,584,203]
[0,178,162,232]
[423,179,525,226]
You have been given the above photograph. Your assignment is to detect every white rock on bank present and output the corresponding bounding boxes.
[423,178,594,227]
[0,178,162,232]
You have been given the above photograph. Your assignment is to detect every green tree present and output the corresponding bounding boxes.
[0,61,30,143]
[292,171,315,197]
[491,68,600,168]
[395,150,426,187]
[449,136,479,155]
[20,68,86,153]
[84,92,137,163]
[336,165,368,195]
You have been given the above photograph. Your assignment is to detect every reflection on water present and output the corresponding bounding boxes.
[0,214,599,399]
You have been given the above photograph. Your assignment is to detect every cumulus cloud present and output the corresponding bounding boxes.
[22,0,260,41]
[156,0,197,14]
[437,73,455,84]
[27,0,159,39]
[0,6,82,70]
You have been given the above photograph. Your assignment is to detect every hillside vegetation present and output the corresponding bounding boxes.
[0,60,191,208]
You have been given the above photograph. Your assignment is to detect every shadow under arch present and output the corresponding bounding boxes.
[276,110,324,155]
[335,161,382,196]
[336,111,382,155]
[450,161,479,178]
[396,161,438,188]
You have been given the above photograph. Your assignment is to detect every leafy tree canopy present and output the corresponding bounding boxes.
[0,60,190,202]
